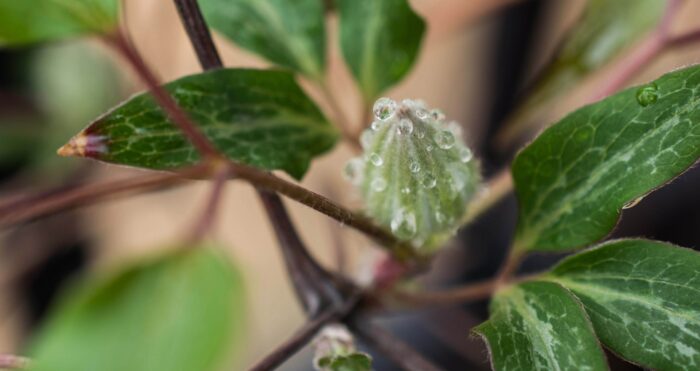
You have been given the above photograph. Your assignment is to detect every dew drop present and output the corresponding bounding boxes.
[459,147,473,163]
[622,196,645,209]
[421,174,437,189]
[426,144,434,152]
[373,97,397,121]
[368,153,383,166]
[401,186,411,194]
[445,121,463,138]
[371,177,387,192]
[636,83,659,107]
[342,158,364,183]
[397,118,414,135]
[391,209,417,239]
[360,130,374,149]
[434,130,456,149]
[415,108,429,121]
[371,121,382,131]
[409,161,421,173]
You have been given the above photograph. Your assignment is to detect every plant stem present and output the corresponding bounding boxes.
[170,0,361,317]
[249,292,362,371]
[388,278,498,307]
[188,162,229,242]
[0,355,29,370]
[350,317,445,371]
[0,165,207,229]
[106,31,220,159]
[172,0,223,70]
[258,191,349,316]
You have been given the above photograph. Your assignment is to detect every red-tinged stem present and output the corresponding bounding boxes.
[0,165,207,229]
[188,163,230,242]
[106,31,220,159]
[388,278,498,307]
[249,293,362,371]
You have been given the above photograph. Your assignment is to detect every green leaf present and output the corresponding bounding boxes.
[500,0,664,143]
[512,65,700,252]
[199,0,325,79]
[337,0,426,100]
[474,281,607,371]
[29,247,246,371]
[319,353,373,371]
[60,68,338,180]
[0,0,119,46]
[544,239,700,370]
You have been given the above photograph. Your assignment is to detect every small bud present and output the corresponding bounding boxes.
[345,98,481,252]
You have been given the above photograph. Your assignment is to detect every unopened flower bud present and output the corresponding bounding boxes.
[345,98,481,252]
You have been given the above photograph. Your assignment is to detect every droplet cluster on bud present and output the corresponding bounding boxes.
[344,98,480,252]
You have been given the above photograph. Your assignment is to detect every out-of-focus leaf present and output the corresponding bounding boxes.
[0,0,119,46]
[545,239,700,369]
[337,0,426,100]
[474,281,607,371]
[29,247,246,371]
[498,0,665,146]
[0,118,41,168]
[513,65,700,252]
[199,0,326,79]
[59,68,338,180]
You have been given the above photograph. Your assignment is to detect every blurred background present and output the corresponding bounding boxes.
[1,0,700,369]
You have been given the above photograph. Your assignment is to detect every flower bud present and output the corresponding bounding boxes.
[344,98,480,252]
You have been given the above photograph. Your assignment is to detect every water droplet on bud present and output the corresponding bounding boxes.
[636,83,659,107]
[415,108,429,121]
[373,97,397,121]
[343,158,364,183]
[409,161,421,173]
[369,153,383,166]
[434,130,456,149]
[391,209,417,239]
[371,177,387,192]
[397,118,414,135]
[371,121,382,131]
[421,174,437,189]
[459,147,473,163]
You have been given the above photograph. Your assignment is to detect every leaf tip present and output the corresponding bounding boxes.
[57,133,106,158]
